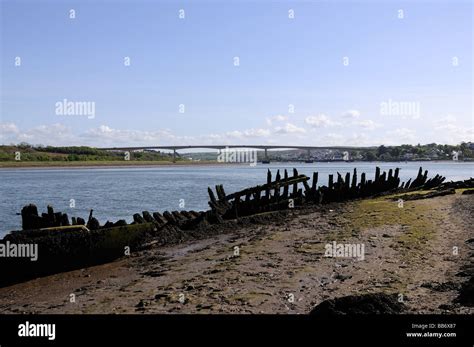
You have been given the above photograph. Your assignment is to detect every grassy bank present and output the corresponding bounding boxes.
[0,144,192,166]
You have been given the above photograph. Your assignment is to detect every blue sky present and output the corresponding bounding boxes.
[1,0,473,147]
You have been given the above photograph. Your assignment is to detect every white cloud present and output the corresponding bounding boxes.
[82,125,273,146]
[384,128,417,144]
[320,132,374,146]
[225,128,271,139]
[84,126,172,144]
[434,124,474,143]
[354,119,381,130]
[0,123,75,146]
[342,110,360,118]
[429,114,473,143]
[305,114,341,128]
[433,114,457,127]
[2,118,470,148]
[346,133,371,146]
[0,122,19,135]
[274,123,306,134]
[265,115,288,126]
[321,133,344,145]
[441,114,457,123]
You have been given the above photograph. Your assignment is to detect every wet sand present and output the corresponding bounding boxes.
[0,190,472,314]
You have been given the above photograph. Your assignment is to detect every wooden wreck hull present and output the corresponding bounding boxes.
[0,223,155,288]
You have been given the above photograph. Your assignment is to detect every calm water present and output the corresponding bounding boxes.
[1,162,473,237]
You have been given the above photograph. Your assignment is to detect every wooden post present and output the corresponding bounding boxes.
[274,170,281,198]
[303,180,311,197]
[266,169,272,199]
[208,187,217,205]
[379,171,387,192]
[337,172,343,187]
[292,168,299,196]
[328,174,334,189]
[216,185,226,201]
[283,169,289,198]
[406,178,412,189]
[312,172,318,192]
[351,168,357,189]
[345,172,350,191]
[375,167,380,182]
[234,194,240,218]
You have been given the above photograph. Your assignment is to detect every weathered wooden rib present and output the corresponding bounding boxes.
[207,170,310,219]
[142,211,154,223]
[223,176,309,202]
[283,169,289,198]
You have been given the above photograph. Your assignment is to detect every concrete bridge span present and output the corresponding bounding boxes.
[98,145,376,163]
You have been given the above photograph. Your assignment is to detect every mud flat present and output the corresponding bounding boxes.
[0,187,473,314]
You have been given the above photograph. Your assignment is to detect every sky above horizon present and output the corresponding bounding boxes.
[1,0,473,148]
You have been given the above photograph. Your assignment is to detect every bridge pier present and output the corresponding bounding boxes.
[262,148,270,164]
[305,148,313,163]
[173,149,176,163]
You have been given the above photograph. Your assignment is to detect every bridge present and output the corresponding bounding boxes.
[98,145,376,163]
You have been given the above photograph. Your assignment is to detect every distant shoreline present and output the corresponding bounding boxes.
[0,159,472,170]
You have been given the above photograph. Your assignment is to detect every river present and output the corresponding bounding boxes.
[1,161,473,236]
